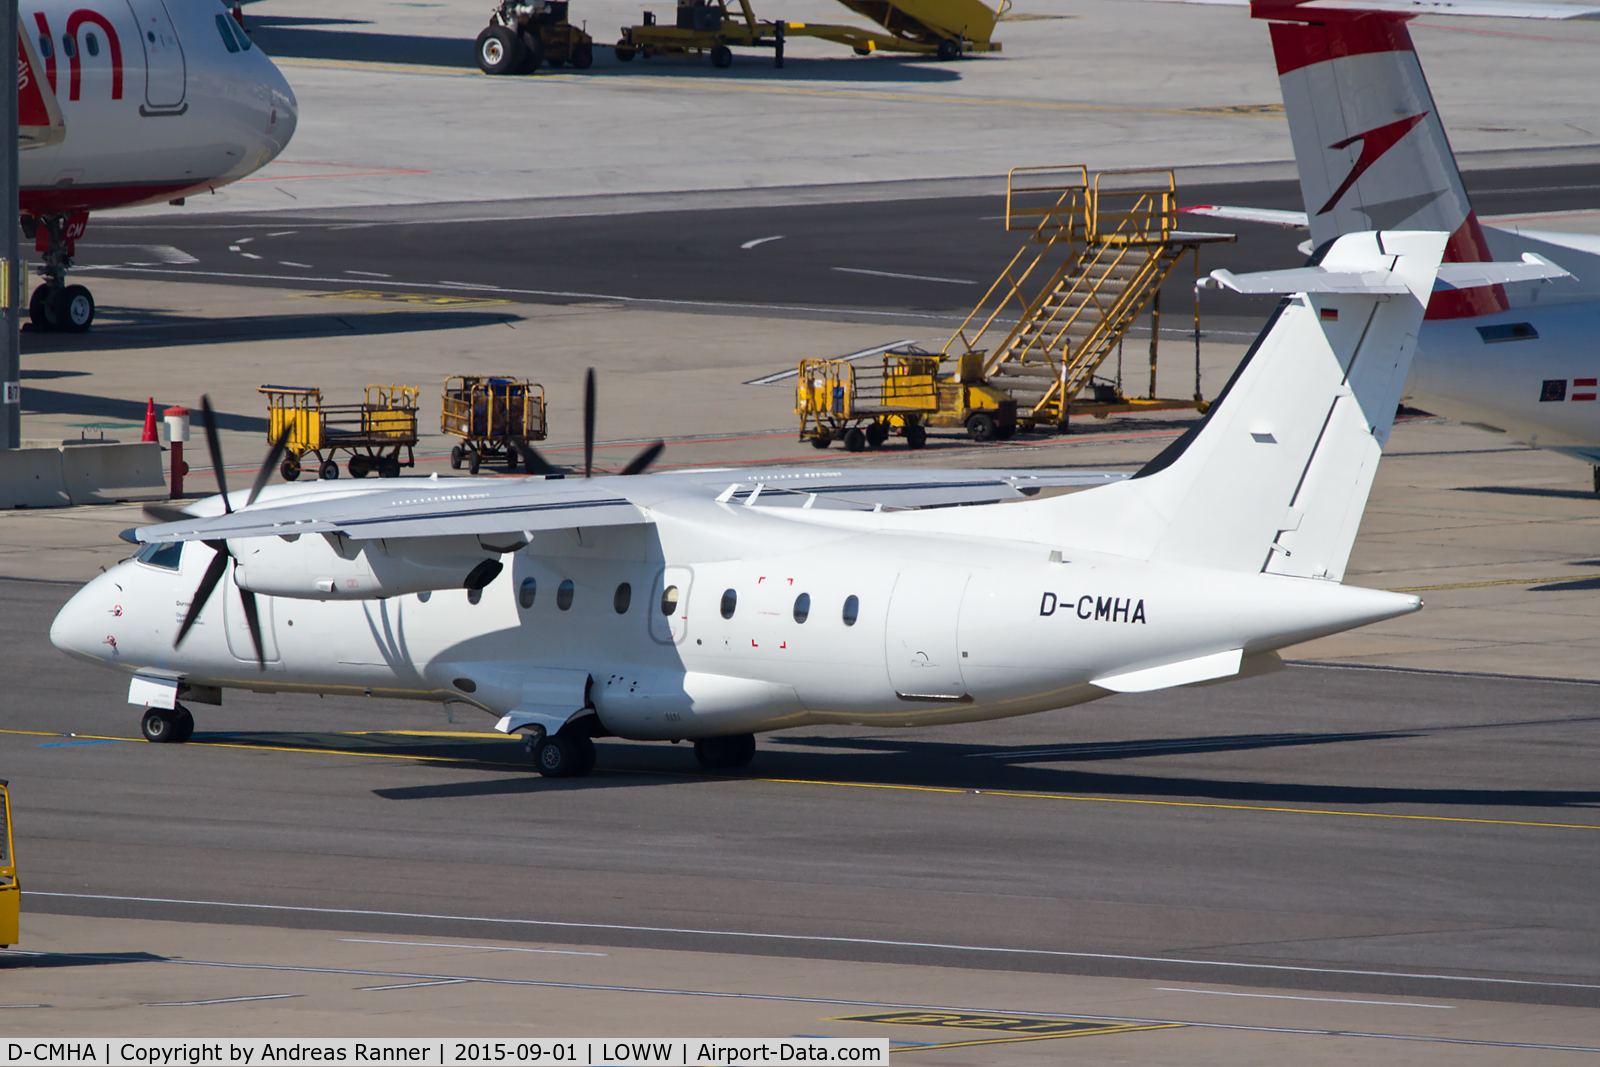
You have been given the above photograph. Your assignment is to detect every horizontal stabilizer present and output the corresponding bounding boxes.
[1093,648,1243,692]
[1206,253,1572,295]
[1436,253,1572,288]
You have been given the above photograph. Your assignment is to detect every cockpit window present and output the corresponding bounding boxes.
[215,11,251,52]
[135,541,183,571]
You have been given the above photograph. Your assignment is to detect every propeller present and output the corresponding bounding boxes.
[170,396,290,671]
[510,368,663,479]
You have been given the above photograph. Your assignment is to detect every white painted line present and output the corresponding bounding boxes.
[0,1004,45,1009]
[744,339,919,386]
[280,262,313,269]
[741,235,785,250]
[30,891,1600,994]
[226,245,240,252]
[341,938,607,957]
[1156,988,1454,1009]
[145,993,302,1007]
[234,237,254,245]
[833,267,977,285]
[266,231,298,238]
[146,245,198,265]
[345,270,391,278]
[359,978,471,991]
[240,253,263,260]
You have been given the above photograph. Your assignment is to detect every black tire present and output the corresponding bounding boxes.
[467,449,482,474]
[693,733,756,770]
[56,284,94,333]
[535,735,579,777]
[936,37,960,61]
[319,459,340,480]
[571,43,593,69]
[380,456,401,478]
[810,433,832,450]
[905,423,927,450]
[450,445,463,470]
[29,284,52,329]
[615,41,636,61]
[1593,465,1599,498]
[574,734,597,775]
[504,449,519,472]
[348,456,371,478]
[966,412,997,441]
[518,30,545,72]
[995,421,1016,440]
[710,44,733,68]
[170,707,195,743]
[475,25,524,75]
[843,427,867,452]
[141,708,183,744]
[280,458,301,482]
[865,422,889,449]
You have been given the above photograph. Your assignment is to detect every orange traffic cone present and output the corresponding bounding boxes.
[141,397,158,442]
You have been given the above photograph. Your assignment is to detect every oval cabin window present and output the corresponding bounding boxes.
[557,579,574,611]
[518,577,536,609]
[842,595,859,626]
[614,582,632,614]
[660,585,680,616]
[720,588,737,619]
[793,593,810,624]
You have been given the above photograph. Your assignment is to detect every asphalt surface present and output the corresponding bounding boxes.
[72,163,1600,330]
[9,579,1599,1008]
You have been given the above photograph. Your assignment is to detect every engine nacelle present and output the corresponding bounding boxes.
[231,532,509,600]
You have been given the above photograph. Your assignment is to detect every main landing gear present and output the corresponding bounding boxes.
[141,704,195,744]
[22,212,95,333]
[529,723,598,778]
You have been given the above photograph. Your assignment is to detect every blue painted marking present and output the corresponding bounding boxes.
[37,739,132,748]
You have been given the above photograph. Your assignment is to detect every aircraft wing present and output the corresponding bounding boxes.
[1181,205,1309,229]
[671,466,1129,509]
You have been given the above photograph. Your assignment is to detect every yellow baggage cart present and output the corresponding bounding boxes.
[1,780,17,948]
[441,376,548,474]
[796,351,937,451]
[261,384,420,481]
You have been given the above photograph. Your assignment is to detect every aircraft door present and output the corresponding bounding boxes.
[224,568,280,663]
[650,567,693,644]
[884,567,969,699]
[123,0,186,111]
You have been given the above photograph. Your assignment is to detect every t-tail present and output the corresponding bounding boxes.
[1254,0,1503,319]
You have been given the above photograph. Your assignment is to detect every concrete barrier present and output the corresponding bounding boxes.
[59,442,167,504]
[0,447,70,508]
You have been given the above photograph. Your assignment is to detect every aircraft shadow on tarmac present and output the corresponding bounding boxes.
[1456,485,1600,502]
[23,388,268,434]
[21,309,521,355]
[0,950,166,970]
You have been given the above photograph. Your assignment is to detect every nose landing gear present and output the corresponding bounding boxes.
[141,704,195,744]
[22,213,96,333]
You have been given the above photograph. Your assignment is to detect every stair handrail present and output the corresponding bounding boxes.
[1088,168,1177,245]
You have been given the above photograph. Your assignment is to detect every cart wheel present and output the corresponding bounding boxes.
[966,412,997,441]
[505,450,519,472]
[468,450,482,475]
[280,458,301,482]
[380,457,401,478]
[572,43,593,69]
[936,37,960,61]
[319,459,340,480]
[843,427,867,452]
[476,25,524,75]
[810,433,832,450]
[866,422,889,449]
[710,45,733,68]
[349,456,371,478]
[615,42,635,61]
[450,445,463,470]
[905,424,927,450]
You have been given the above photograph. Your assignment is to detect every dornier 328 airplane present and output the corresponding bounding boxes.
[1174,0,1600,490]
[54,230,1514,776]
[17,0,297,332]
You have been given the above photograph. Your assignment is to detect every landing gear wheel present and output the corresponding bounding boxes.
[904,423,927,450]
[141,707,191,744]
[865,422,889,449]
[450,445,464,470]
[379,456,401,478]
[573,734,597,775]
[936,37,960,61]
[843,427,867,452]
[56,284,94,332]
[475,25,524,75]
[319,459,340,480]
[467,449,482,474]
[966,412,997,441]
[518,30,545,73]
[348,456,371,478]
[535,736,578,777]
[710,44,733,68]
[693,733,756,770]
[571,44,593,69]
[28,284,53,329]
[280,457,301,482]
[615,41,636,61]
[810,433,832,449]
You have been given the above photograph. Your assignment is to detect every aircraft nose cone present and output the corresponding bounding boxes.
[50,583,103,660]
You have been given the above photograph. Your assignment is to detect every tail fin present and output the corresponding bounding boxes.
[1257,1,1506,318]
[1029,230,1446,581]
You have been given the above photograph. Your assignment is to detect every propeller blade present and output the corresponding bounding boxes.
[246,424,293,508]
[238,588,266,671]
[618,440,664,476]
[512,440,563,477]
[200,395,231,513]
[142,503,192,525]
[174,541,230,648]
[583,367,595,479]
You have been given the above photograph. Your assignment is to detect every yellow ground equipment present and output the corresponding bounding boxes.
[476,0,595,74]
[945,165,1234,432]
[261,384,420,481]
[796,351,938,450]
[442,376,548,474]
[615,0,1002,68]
[0,780,16,948]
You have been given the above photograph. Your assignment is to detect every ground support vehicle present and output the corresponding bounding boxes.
[0,780,16,947]
[477,0,595,74]
[796,352,937,450]
[615,0,1002,68]
[442,376,548,474]
[919,350,1020,441]
[261,385,420,481]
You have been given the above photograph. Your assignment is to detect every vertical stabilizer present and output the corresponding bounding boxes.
[1023,230,1445,582]
[1258,1,1505,318]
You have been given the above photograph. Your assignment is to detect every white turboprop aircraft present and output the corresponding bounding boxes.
[17,0,297,331]
[51,229,1505,776]
[1177,0,1600,491]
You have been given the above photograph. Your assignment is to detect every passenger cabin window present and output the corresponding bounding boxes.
[660,585,680,616]
[467,587,482,605]
[793,593,810,623]
[135,541,183,571]
[61,34,75,58]
[557,579,574,610]
[720,588,737,619]
[38,35,51,59]
[614,582,631,614]
[518,577,536,609]
[85,32,98,56]
[417,590,431,603]
[842,595,859,626]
